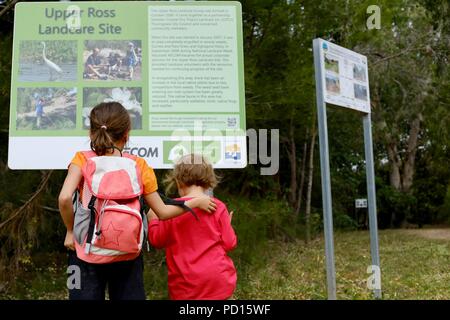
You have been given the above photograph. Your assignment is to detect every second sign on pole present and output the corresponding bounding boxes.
[313,38,381,299]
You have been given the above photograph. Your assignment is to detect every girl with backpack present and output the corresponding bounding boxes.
[58,102,216,300]
[148,154,237,300]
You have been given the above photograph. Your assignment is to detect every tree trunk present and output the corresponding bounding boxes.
[402,115,421,193]
[386,142,402,191]
[305,125,317,244]
[295,130,308,216]
[386,141,402,228]
[385,114,422,227]
[287,119,297,208]
[398,115,422,227]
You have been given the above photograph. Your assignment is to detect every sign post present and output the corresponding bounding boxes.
[363,113,382,298]
[313,39,337,300]
[313,38,381,299]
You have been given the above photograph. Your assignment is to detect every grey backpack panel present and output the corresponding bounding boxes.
[73,201,91,245]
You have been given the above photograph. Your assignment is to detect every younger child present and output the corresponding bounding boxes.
[148,154,237,300]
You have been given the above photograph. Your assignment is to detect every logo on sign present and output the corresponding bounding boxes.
[168,144,189,162]
[123,146,159,158]
[163,141,221,165]
[225,143,241,161]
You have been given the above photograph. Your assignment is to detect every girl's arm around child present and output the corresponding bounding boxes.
[147,209,169,249]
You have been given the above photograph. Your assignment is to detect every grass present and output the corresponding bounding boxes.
[1,229,449,300]
[233,229,450,299]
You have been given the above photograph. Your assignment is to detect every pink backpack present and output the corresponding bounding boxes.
[73,151,147,264]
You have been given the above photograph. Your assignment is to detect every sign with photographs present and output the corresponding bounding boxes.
[313,38,381,299]
[316,39,371,113]
[9,1,246,169]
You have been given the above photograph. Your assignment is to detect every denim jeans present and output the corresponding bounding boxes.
[68,251,146,300]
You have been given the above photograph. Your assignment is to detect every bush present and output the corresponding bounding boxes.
[437,185,450,224]
[334,213,358,231]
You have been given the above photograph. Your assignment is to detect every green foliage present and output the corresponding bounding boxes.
[84,90,109,108]
[334,213,359,231]
[378,184,417,228]
[0,33,12,132]
[413,148,450,225]
[437,185,450,224]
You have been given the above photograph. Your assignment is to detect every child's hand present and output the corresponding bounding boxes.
[64,230,75,251]
[188,196,217,213]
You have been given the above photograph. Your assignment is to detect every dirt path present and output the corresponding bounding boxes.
[402,228,450,241]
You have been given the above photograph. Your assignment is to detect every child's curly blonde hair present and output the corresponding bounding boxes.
[164,154,219,192]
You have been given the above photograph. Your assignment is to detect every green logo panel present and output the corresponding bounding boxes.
[163,140,221,165]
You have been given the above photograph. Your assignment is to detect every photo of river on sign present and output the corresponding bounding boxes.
[18,41,77,82]
[15,87,77,130]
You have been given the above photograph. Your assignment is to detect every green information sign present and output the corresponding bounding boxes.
[9,1,246,169]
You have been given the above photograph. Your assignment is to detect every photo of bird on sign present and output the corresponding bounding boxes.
[18,40,77,82]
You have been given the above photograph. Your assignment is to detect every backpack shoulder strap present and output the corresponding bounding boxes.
[84,195,97,254]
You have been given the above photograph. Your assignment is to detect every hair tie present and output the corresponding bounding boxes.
[101,125,107,130]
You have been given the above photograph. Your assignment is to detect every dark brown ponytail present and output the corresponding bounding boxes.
[89,102,131,156]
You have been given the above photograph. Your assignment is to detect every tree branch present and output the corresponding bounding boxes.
[0,170,53,230]
[0,0,20,19]
[371,45,427,65]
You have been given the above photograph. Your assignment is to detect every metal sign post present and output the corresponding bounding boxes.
[313,40,337,300]
[313,38,381,300]
[363,113,382,299]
